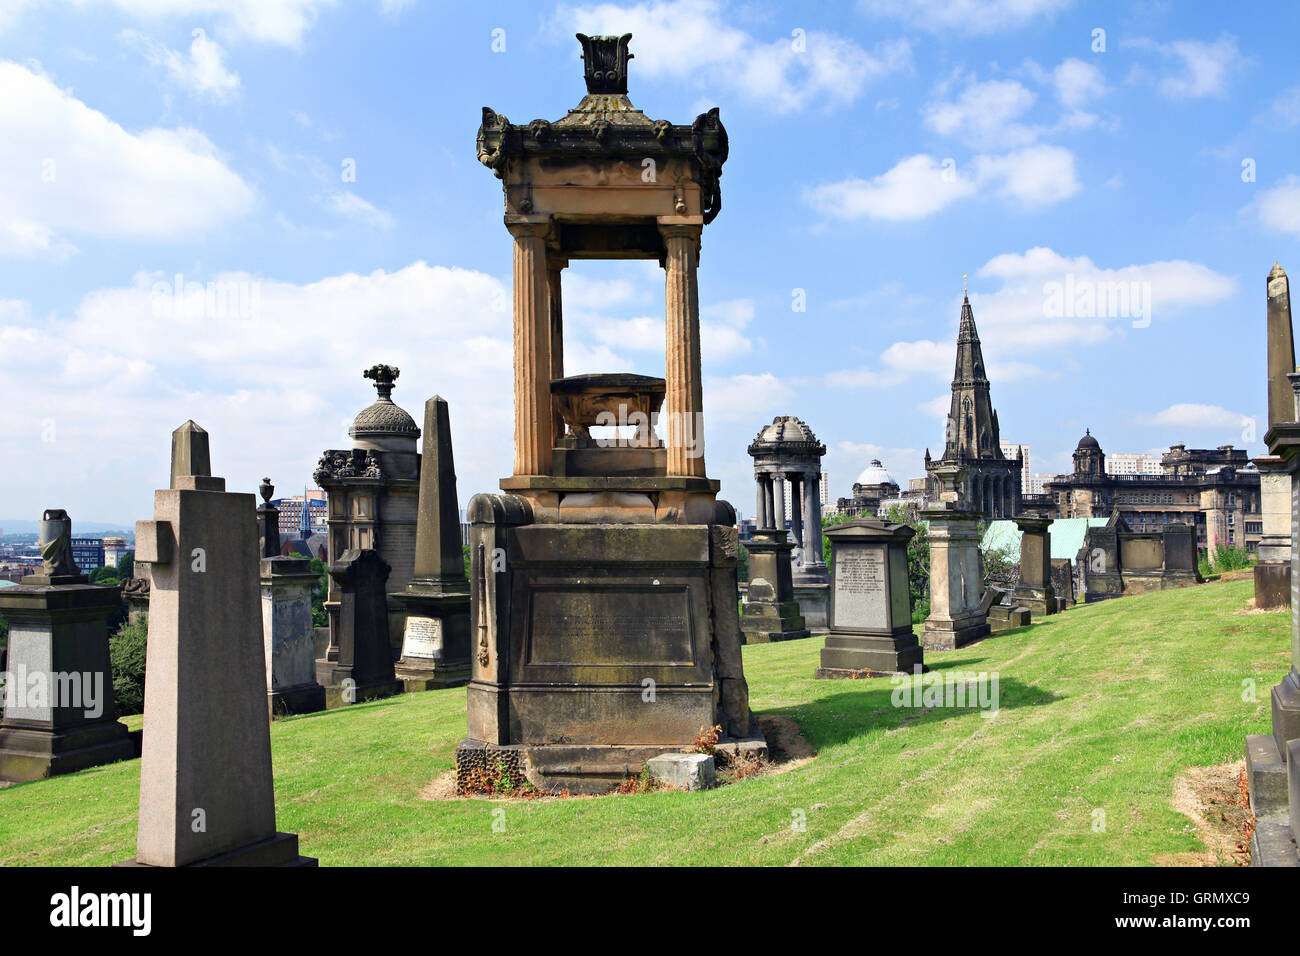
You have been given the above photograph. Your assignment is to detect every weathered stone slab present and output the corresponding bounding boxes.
[645,752,716,791]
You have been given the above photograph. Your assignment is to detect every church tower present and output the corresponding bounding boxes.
[928,294,1021,518]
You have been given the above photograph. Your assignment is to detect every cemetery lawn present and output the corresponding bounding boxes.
[0,576,1286,866]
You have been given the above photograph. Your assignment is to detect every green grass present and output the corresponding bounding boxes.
[0,577,1289,866]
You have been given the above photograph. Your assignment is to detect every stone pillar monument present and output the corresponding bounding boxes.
[747,416,829,628]
[121,421,314,866]
[392,396,472,690]
[920,463,991,650]
[0,509,133,782]
[257,479,326,716]
[1013,516,1056,617]
[319,549,403,706]
[460,33,765,793]
[1255,263,1295,609]
[739,528,809,644]
[815,516,924,678]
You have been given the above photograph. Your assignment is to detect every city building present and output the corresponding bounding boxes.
[1000,441,1033,494]
[1106,452,1164,476]
[835,459,900,517]
[274,491,328,537]
[101,536,129,567]
[1044,434,1261,553]
[70,537,104,573]
[926,294,1022,518]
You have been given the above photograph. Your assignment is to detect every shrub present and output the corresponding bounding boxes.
[109,616,148,717]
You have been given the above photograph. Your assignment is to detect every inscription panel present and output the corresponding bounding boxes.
[527,587,693,666]
[834,544,888,630]
[401,615,443,660]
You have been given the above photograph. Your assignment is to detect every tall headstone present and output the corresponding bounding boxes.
[1255,263,1295,609]
[920,463,990,650]
[815,516,924,678]
[318,549,403,706]
[120,422,314,867]
[739,529,810,644]
[392,397,472,689]
[0,509,133,781]
[258,479,326,716]
[1013,516,1056,616]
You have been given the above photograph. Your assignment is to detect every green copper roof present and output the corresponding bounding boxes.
[980,517,1110,562]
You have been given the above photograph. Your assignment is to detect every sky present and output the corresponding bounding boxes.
[1,0,1297,527]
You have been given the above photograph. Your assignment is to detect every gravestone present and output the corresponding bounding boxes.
[740,529,810,644]
[920,463,990,650]
[0,509,133,782]
[1013,516,1056,616]
[1256,263,1295,608]
[392,396,472,690]
[815,516,924,677]
[120,421,313,866]
[318,549,403,706]
[1050,559,1074,609]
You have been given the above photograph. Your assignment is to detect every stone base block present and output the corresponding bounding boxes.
[117,831,317,868]
[1014,590,1056,617]
[268,681,326,718]
[792,581,830,630]
[741,626,812,644]
[1246,734,1289,816]
[0,719,135,783]
[321,677,404,709]
[395,660,470,691]
[740,599,808,645]
[1254,561,1291,609]
[1250,816,1299,867]
[921,616,990,651]
[1272,671,1300,759]
[455,733,767,796]
[817,631,923,677]
[645,752,716,790]
[987,606,1031,633]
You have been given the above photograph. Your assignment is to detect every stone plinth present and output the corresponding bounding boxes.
[740,530,810,644]
[919,469,989,651]
[1254,456,1291,609]
[262,556,326,716]
[0,582,133,782]
[1013,516,1056,616]
[318,549,403,705]
[815,516,923,678]
[122,422,313,867]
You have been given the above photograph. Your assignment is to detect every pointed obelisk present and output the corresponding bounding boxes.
[1256,263,1296,609]
[120,421,315,866]
[392,396,472,689]
[1267,263,1294,427]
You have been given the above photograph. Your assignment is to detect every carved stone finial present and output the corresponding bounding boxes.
[259,477,274,505]
[37,508,83,581]
[363,364,400,402]
[170,420,211,487]
[576,33,633,95]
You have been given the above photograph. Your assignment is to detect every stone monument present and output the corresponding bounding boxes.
[391,396,472,690]
[1254,263,1294,610]
[0,509,134,782]
[318,549,403,706]
[739,528,810,644]
[815,516,925,678]
[1013,515,1056,616]
[458,33,764,793]
[315,364,420,660]
[258,478,326,716]
[121,421,314,866]
[747,415,829,628]
[920,463,991,650]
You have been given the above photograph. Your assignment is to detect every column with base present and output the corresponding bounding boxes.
[920,464,990,651]
[661,221,705,478]
[509,220,553,477]
[1013,516,1056,617]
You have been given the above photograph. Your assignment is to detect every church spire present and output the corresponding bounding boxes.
[953,294,989,386]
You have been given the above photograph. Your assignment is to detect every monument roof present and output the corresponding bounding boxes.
[349,364,420,440]
[1076,428,1101,451]
[748,415,826,457]
[855,459,896,487]
[980,517,1109,563]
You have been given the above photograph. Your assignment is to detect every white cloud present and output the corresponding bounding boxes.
[805,154,977,222]
[881,339,950,375]
[100,1,335,47]
[556,0,911,113]
[1051,57,1106,108]
[705,372,794,421]
[0,61,254,256]
[122,26,241,100]
[1268,86,1300,127]
[1126,34,1242,100]
[318,190,394,229]
[0,262,516,522]
[861,0,1072,34]
[972,144,1080,206]
[1135,403,1250,430]
[1247,175,1300,236]
[923,77,1037,149]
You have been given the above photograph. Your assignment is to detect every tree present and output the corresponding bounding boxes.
[118,551,134,580]
[109,616,148,717]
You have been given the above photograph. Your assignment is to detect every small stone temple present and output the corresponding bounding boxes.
[747,415,829,627]
[927,294,1022,519]
[1246,261,1300,867]
[315,364,420,661]
[1254,262,1294,609]
[458,33,764,793]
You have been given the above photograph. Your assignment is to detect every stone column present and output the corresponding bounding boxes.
[1268,263,1294,428]
[1013,515,1056,616]
[772,475,786,540]
[762,475,775,530]
[548,257,566,446]
[661,222,705,477]
[789,473,803,560]
[754,475,767,531]
[802,471,824,567]
[921,464,990,651]
[740,530,810,645]
[508,221,552,477]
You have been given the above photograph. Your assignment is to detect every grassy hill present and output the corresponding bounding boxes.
[0,577,1288,866]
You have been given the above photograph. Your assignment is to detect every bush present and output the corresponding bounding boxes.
[1199,544,1254,577]
[109,616,148,717]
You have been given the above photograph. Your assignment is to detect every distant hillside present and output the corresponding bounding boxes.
[0,519,135,536]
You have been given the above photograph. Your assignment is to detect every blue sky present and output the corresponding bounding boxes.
[1,0,1297,526]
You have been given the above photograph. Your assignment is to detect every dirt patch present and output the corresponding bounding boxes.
[418,771,458,801]
[1156,761,1252,866]
[754,714,816,776]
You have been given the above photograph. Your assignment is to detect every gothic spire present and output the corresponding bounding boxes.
[953,294,989,386]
